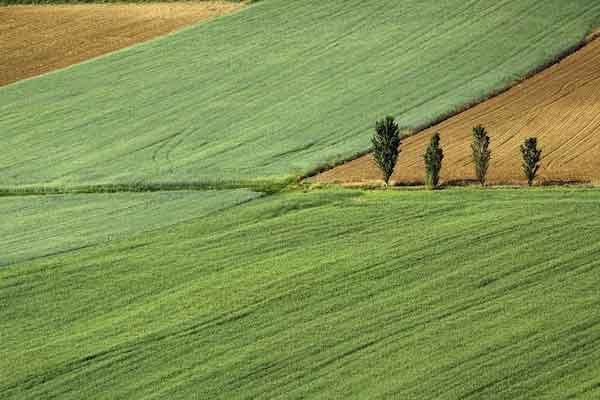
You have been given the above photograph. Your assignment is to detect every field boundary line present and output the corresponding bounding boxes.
[302,27,600,182]
[0,179,293,197]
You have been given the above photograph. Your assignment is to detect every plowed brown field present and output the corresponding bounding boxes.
[315,36,600,186]
[0,2,241,86]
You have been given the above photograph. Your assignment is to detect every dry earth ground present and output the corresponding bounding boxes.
[315,36,600,186]
[0,2,241,86]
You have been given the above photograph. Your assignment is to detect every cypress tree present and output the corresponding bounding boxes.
[471,125,491,186]
[372,116,401,186]
[424,133,444,188]
[520,137,542,186]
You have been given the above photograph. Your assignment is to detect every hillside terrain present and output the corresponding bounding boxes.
[0,189,259,266]
[1,0,599,187]
[2,1,600,399]
[0,2,242,86]
[2,189,600,399]
[315,33,600,186]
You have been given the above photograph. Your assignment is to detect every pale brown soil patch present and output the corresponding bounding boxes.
[315,37,600,186]
[0,2,242,86]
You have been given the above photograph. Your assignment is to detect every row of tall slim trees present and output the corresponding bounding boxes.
[372,117,542,188]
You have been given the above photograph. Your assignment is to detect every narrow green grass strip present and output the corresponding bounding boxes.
[0,178,292,197]
[0,189,260,266]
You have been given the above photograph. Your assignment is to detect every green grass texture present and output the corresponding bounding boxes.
[2,188,600,399]
[1,0,599,187]
[0,189,259,266]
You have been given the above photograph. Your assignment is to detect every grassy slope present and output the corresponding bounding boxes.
[0,189,259,266]
[2,189,600,399]
[1,0,599,187]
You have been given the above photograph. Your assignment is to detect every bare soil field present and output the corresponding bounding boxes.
[315,37,600,186]
[0,2,241,86]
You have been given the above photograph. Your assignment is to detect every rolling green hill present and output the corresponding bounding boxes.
[3,1,600,398]
[2,188,600,399]
[1,0,599,187]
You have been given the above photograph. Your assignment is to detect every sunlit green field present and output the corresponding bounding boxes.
[1,0,599,187]
[2,0,600,398]
[0,189,259,266]
[2,188,600,399]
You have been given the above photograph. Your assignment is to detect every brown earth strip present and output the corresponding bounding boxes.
[0,2,242,86]
[314,36,600,186]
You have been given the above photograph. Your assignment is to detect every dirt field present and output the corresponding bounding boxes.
[315,36,600,186]
[0,2,242,86]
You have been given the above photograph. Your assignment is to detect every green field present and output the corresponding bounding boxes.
[0,189,259,266]
[3,1,600,398]
[2,188,600,399]
[1,0,599,187]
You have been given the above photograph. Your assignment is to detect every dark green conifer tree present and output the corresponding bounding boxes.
[372,116,401,186]
[471,125,491,186]
[424,133,444,189]
[520,137,542,186]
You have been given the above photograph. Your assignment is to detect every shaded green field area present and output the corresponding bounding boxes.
[1,0,599,187]
[2,188,600,399]
[0,189,259,266]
